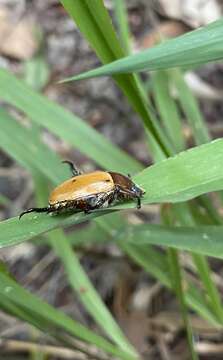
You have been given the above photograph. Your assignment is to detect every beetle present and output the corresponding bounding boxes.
[19,161,145,218]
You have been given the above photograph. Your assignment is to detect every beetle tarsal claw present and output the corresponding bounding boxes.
[62,160,81,176]
[19,207,49,219]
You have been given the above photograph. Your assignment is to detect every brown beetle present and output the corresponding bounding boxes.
[19,161,145,218]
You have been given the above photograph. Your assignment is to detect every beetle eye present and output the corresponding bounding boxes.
[132,185,139,194]
[131,184,145,196]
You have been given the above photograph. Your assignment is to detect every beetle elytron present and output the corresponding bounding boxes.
[19,161,145,218]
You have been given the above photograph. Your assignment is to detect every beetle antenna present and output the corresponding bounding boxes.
[62,160,81,176]
[19,207,49,219]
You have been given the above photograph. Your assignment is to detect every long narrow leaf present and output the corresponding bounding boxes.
[0,69,141,173]
[125,223,223,262]
[120,241,219,326]
[0,272,135,360]
[60,0,171,157]
[50,229,137,357]
[1,139,223,247]
[63,18,223,81]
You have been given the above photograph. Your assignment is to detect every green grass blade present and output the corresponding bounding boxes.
[0,272,135,360]
[50,229,138,357]
[68,223,108,247]
[134,139,223,204]
[113,201,223,330]
[2,139,223,247]
[192,254,223,323]
[3,126,138,356]
[162,208,197,359]
[84,215,222,329]
[68,212,222,327]
[171,69,210,145]
[61,0,123,61]
[172,203,223,323]
[0,109,67,185]
[0,211,107,248]
[0,69,141,173]
[167,248,198,359]
[29,153,138,356]
[152,71,185,152]
[120,241,219,326]
[151,68,223,328]
[60,0,171,157]
[124,223,223,259]
[113,0,131,55]
[63,18,223,80]
[24,55,50,91]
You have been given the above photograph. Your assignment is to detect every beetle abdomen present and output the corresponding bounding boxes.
[49,171,114,205]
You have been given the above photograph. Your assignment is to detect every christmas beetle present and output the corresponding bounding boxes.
[19,161,145,218]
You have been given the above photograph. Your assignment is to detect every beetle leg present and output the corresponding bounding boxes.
[62,160,82,176]
[85,192,113,212]
[115,186,142,209]
[47,207,58,214]
[137,197,141,209]
[99,192,116,208]
[19,206,49,219]
[108,191,116,205]
[84,209,91,214]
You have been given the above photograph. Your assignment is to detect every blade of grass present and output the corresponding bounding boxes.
[96,213,220,327]
[0,69,142,174]
[63,17,223,80]
[47,210,221,328]
[0,294,106,359]
[167,69,222,222]
[152,67,223,317]
[172,203,223,324]
[67,223,108,247]
[50,229,138,357]
[24,55,50,91]
[124,223,223,259]
[34,174,139,358]
[2,139,223,247]
[195,195,222,225]
[133,138,223,204]
[113,0,173,160]
[0,111,138,356]
[167,248,197,359]
[161,207,197,359]
[152,68,223,326]
[171,69,210,145]
[113,0,131,55]
[0,272,136,360]
[152,71,185,152]
[114,0,176,160]
[192,254,223,323]
[60,0,172,157]
[0,109,68,185]
[119,240,219,326]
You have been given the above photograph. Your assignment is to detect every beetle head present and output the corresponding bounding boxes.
[130,182,145,198]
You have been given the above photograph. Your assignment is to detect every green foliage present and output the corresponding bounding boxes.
[62,17,223,80]
[1,1,223,359]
